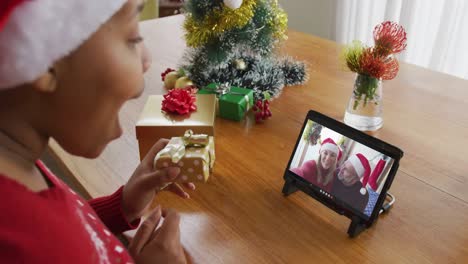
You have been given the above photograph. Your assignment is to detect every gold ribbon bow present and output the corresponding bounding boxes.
[183,130,209,147]
[156,139,186,164]
[157,130,209,164]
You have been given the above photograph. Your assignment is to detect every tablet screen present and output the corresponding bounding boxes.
[289,119,394,219]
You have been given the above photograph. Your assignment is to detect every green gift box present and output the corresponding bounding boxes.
[198,83,254,121]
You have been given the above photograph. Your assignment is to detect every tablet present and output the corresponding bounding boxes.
[284,110,403,226]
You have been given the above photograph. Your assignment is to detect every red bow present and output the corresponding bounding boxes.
[162,88,197,115]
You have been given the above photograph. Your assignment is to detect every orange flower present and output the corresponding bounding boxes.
[359,48,386,78]
[373,21,407,57]
[381,57,399,80]
[359,48,399,80]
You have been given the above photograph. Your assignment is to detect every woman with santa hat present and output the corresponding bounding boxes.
[291,138,342,193]
[0,1,193,263]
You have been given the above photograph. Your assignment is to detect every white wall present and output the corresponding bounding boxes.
[279,0,335,39]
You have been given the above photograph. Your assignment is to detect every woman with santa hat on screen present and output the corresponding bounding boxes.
[0,1,194,263]
[291,138,342,193]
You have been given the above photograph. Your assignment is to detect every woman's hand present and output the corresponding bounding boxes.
[122,139,196,222]
[129,207,189,264]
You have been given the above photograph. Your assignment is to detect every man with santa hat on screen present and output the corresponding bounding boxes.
[332,153,370,213]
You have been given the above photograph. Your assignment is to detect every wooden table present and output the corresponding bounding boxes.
[48,15,468,263]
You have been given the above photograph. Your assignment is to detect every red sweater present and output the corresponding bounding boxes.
[0,160,140,264]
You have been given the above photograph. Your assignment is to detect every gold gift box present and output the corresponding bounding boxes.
[136,94,216,160]
[154,130,215,183]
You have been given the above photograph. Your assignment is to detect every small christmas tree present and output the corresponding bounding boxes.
[180,0,307,101]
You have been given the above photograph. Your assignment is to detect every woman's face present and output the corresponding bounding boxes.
[43,0,146,158]
[320,150,337,170]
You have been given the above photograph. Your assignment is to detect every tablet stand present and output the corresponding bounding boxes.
[347,216,367,238]
[282,175,371,238]
[281,177,299,196]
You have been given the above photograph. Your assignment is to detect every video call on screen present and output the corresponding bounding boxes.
[289,120,394,217]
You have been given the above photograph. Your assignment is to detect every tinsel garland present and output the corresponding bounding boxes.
[181,0,308,102]
[282,57,308,86]
[184,0,220,21]
[209,2,277,60]
[268,0,288,41]
[181,49,307,101]
[184,0,287,52]
[184,0,257,48]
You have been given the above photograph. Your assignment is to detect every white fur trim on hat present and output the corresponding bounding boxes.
[0,0,127,89]
[320,143,339,155]
[360,187,367,195]
[348,155,365,178]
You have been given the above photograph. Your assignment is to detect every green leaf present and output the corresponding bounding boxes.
[177,68,186,77]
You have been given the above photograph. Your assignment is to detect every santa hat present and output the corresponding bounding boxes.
[320,138,342,161]
[0,0,127,90]
[348,153,371,195]
[369,158,386,191]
